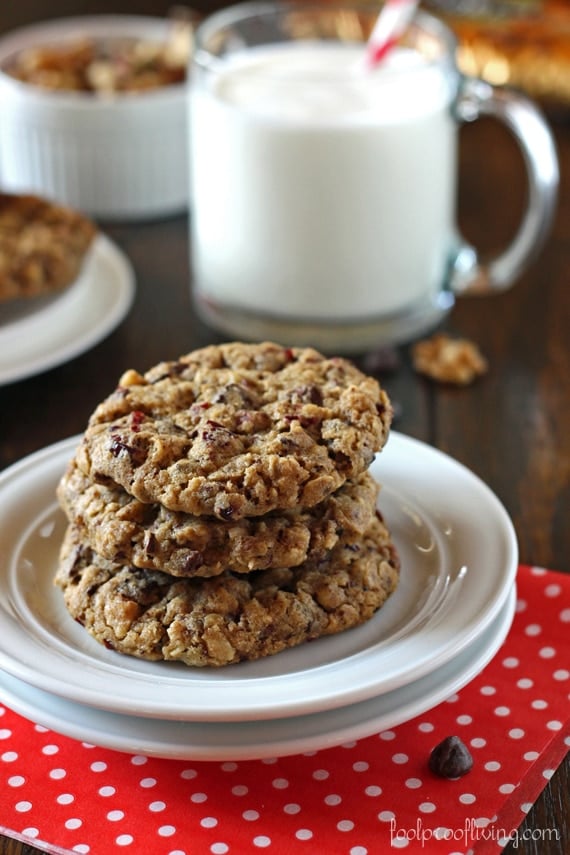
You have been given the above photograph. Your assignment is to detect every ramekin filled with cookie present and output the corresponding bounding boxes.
[0,13,194,220]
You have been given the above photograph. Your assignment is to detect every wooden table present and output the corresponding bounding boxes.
[0,3,568,854]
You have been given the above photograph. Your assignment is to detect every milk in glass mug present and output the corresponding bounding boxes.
[189,1,558,352]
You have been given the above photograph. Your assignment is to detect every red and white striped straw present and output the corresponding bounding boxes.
[364,0,419,69]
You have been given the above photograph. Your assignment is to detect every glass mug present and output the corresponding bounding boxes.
[188,1,558,352]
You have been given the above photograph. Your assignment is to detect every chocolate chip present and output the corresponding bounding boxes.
[428,735,473,779]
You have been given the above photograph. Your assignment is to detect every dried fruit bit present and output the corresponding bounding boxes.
[411,333,488,385]
[428,735,474,779]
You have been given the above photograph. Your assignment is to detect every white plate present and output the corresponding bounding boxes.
[0,234,135,385]
[0,432,518,721]
[0,587,516,760]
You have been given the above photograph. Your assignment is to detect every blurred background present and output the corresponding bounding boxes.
[3,1,569,116]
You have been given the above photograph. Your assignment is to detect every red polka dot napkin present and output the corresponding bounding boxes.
[0,564,568,855]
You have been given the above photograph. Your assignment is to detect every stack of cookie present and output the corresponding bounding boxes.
[56,342,400,667]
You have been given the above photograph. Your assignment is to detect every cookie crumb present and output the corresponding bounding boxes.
[411,334,488,385]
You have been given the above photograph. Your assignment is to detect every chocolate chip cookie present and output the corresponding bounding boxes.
[75,342,392,520]
[56,514,400,667]
[57,460,380,577]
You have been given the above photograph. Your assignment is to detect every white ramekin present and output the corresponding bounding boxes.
[0,15,189,220]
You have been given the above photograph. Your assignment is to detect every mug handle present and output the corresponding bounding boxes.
[450,76,559,295]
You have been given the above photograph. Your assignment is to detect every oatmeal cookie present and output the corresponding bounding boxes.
[0,193,97,302]
[75,342,392,519]
[57,460,380,577]
[56,515,400,667]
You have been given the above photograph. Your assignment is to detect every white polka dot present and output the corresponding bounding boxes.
[502,657,519,669]
[42,744,59,755]
[157,826,175,837]
[65,819,82,830]
[417,722,434,732]
[539,646,556,659]
[391,840,409,850]
[553,669,569,681]
[559,608,570,623]
[499,784,515,794]
[515,598,527,612]
[15,802,32,813]
[494,706,510,717]
[542,768,555,780]
[296,829,313,840]
[405,778,422,789]
[517,678,533,689]
[180,768,197,779]
[201,817,218,828]
[253,836,271,848]
[531,699,548,710]
[524,751,539,761]
[57,794,74,805]
[0,730,13,741]
[546,720,563,731]
[353,761,369,772]
[419,802,436,813]
[311,770,328,781]
[22,828,39,839]
[243,810,259,821]
[392,753,408,764]
[459,794,476,804]
[139,778,157,788]
[284,804,301,814]
[525,624,542,637]
[99,786,116,797]
[49,769,66,780]
[378,810,395,821]
[273,777,290,788]
[341,742,357,749]
[72,846,90,854]
[350,848,368,855]
[509,729,525,739]
[379,730,396,740]
[107,811,124,822]
[446,693,459,703]
[191,792,207,803]
[484,762,501,772]
[544,584,561,597]
[325,794,342,805]
[221,762,237,772]
[232,785,248,796]
[470,738,486,748]
[8,776,25,787]
[364,786,381,797]
[530,567,546,575]
[90,762,107,773]
[261,758,277,764]
[337,820,354,831]
[130,755,147,765]
[149,802,166,812]
[520,802,533,814]
[1,751,18,762]
[211,845,229,855]
[480,686,496,696]
[456,715,472,725]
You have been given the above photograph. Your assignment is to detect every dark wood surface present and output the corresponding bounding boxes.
[0,3,568,854]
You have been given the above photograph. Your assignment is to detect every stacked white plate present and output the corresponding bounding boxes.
[0,432,518,760]
[0,235,134,386]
